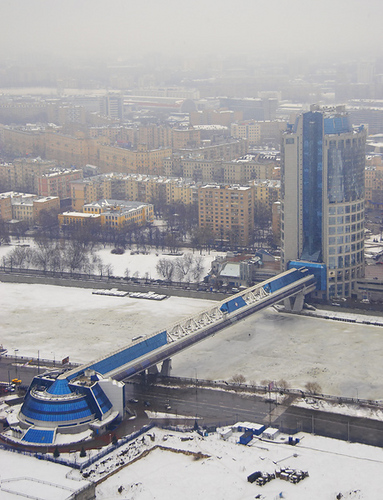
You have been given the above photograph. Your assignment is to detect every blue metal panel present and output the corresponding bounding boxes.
[239,431,253,445]
[288,261,325,291]
[324,115,352,134]
[22,428,54,444]
[263,268,310,294]
[82,330,168,376]
[220,296,247,314]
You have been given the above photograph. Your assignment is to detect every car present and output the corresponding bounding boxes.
[144,401,151,407]
[128,398,139,404]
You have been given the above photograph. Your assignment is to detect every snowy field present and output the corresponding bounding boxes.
[0,238,223,282]
[92,428,383,500]
[1,426,383,500]
[0,448,92,500]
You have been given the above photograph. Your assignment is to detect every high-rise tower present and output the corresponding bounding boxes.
[281,105,367,300]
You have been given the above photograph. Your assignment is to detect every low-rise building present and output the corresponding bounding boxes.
[83,199,154,228]
[58,211,101,227]
[0,191,60,224]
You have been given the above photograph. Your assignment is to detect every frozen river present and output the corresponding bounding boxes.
[1,282,382,400]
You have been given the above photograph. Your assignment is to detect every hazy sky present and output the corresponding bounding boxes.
[1,0,382,62]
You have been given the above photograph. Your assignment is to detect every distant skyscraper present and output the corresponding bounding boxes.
[101,92,123,120]
[281,105,367,300]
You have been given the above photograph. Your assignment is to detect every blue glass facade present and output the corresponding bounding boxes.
[302,111,323,262]
[46,379,72,395]
[282,106,366,300]
[22,428,54,444]
[22,393,93,422]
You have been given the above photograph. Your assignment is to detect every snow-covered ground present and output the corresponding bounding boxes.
[0,448,92,500]
[92,427,383,500]
[0,238,223,281]
[2,426,383,500]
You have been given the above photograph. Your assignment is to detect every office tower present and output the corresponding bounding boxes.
[281,105,367,300]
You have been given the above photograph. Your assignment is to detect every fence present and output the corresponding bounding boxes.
[0,424,156,471]
[159,375,383,409]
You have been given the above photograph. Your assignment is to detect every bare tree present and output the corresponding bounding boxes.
[0,219,10,245]
[48,244,65,273]
[230,374,246,384]
[32,236,56,272]
[156,258,175,281]
[191,255,205,282]
[174,253,194,282]
[104,263,114,278]
[7,246,33,269]
[276,379,289,391]
[62,240,89,273]
[305,381,322,394]
[124,267,130,279]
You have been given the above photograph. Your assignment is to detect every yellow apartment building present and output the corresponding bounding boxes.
[249,179,281,210]
[165,179,198,205]
[365,156,383,209]
[198,184,255,246]
[58,211,101,227]
[82,199,154,228]
[231,121,261,145]
[71,176,112,211]
[1,192,60,224]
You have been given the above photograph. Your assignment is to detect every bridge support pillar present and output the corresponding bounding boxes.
[284,291,305,312]
[148,365,159,375]
[161,358,172,377]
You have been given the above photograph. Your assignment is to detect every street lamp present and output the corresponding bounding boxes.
[194,368,198,419]
[14,349,19,378]
[51,352,56,366]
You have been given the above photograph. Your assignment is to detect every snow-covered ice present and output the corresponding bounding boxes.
[2,280,383,399]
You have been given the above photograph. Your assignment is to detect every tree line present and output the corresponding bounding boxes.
[2,234,113,277]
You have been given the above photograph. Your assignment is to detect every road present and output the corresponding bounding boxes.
[3,357,383,450]
[123,380,383,448]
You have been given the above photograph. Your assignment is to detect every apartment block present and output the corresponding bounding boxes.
[249,179,280,210]
[0,194,13,221]
[38,168,83,199]
[198,184,255,246]
[231,121,261,145]
[365,156,383,209]
[0,191,60,224]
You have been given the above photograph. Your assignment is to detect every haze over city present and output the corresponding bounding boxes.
[1,0,382,62]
